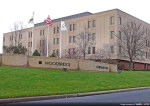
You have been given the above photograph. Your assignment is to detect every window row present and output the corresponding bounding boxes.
[40,29,45,36]
[88,20,96,28]
[88,33,96,41]
[53,27,59,34]
[69,24,76,31]
[29,32,32,38]
[9,34,23,41]
[88,47,95,54]
[53,24,76,34]
[146,40,150,47]
[53,38,59,44]
[145,52,150,59]
[69,36,76,43]
[53,49,59,55]
[110,16,122,25]
[19,34,22,39]
[10,36,13,41]
[28,41,32,47]
[40,40,46,47]
[110,31,121,39]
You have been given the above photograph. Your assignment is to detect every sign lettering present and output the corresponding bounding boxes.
[45,61,70,66]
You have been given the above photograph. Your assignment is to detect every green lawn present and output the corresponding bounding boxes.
[0,66,150,98]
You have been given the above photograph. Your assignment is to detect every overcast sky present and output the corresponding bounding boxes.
[0,0,150,53]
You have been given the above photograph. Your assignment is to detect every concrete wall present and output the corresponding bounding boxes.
[0,54,117,72]
[28,56,79,70]
[2,54,27,66]
[79,60,117,72]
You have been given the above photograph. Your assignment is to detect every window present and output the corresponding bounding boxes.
[54,27,56,34]
[31,42,32,47]
[88,47,91,54]
[40,40,41,46]
[92,47,95,54]
[29,32,30,38]
[10,36,13,41]
[88,34,91,41]
[31,32,32,38]
[93,20,96,27]
[73,36,76,43]
[119,46,121,54]
[28,42,32,47]
[110,31,115,39]
[88,21,91,28]
[111,45,114,53]
[73,48,75,54]
[19,34,22,39]
[53,50,55,54]
[148,41,150,47]
[53,39,54,45]
[119,31,121,39]
[69,48,71,53]
[57,27,59,33]
[146,52,148,59]
[146,28,148,34]
[119,17,121,25]
[57,38,59,44]
[56,49,59,55]
[28,42,30,47]
[148,53,150,59]
[69,36,72,43]
[11,36,13,41]
[3,37,5,42]
[73,24,76,30]
[43,30,45,35]
[110,16,115,25]
[146,40,148,47]
[40,30,42,36]
[69,24,72,31]
[92,33,95,41]
[42,40,45,46]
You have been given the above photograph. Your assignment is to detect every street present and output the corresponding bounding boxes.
[7,89,150,105]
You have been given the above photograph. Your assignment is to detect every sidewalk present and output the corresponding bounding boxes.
[0,87,150,104]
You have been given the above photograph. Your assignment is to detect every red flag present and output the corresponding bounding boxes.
[44,15,52,26]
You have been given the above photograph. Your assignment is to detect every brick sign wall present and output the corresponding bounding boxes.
[0,54,117,72]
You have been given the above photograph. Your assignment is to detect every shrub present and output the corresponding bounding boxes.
[33,50,40,56]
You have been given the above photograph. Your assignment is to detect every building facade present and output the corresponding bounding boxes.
[3,9,150,70]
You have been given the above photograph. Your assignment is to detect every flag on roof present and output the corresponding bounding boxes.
[28,12,34,24]
[44,15,52,26]
[61,21,67,31]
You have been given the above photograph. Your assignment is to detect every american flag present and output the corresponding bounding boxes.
[44,15,52,26]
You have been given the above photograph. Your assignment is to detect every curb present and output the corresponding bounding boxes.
[0,87,150,104]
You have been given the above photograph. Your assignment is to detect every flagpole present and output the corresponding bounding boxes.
[32,25,34,55]
[32,13,34,55]
[59,21,62,58]
[30,11,34,56]
[47,25,49,57]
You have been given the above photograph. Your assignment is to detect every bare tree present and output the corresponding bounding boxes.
[3,21,27,54]
[37,36,47,56]
[76,27,95,59]
[10,21,25,46]
[116,21,149,70]
[62,47,79,59]
[93,44,113,63]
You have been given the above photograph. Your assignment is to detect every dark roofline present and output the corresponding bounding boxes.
[35,12,93,27]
